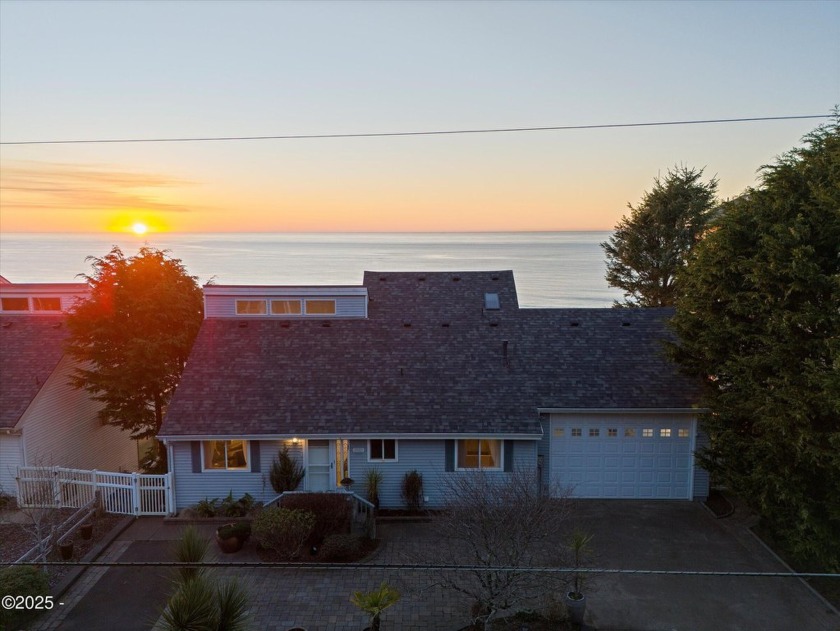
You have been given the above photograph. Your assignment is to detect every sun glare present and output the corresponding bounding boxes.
[131,222,149,236]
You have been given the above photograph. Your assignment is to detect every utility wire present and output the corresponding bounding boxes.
[0,114,831,146]
[11,560,840,578]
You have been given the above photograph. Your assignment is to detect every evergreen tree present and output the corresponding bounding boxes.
[602,166,718,307]
[670,116,840,569]
[65,246,203,471]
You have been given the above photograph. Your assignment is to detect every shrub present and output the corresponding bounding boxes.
[0,565,50,628]
[365,469,383,509]
[401,470,423,511]
[269,445,306,493]
[217,522,251,542]
[281,493,351,544]
[173,525,209,583]
[320,533,364,562]
[194,497,219,518]
[219,491,255,518]
[252,507,315,559]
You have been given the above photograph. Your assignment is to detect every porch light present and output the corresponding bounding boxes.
[292,437,299,445]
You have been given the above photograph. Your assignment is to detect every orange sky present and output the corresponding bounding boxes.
[1,3,835,235]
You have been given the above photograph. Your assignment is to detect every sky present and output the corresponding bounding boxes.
[0,0,837,234]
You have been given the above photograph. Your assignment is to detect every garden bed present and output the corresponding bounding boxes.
[0,511,124,588]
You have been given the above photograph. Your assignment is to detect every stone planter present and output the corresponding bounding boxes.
[565,591,586,625]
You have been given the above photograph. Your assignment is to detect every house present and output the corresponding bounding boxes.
[158,271,707,511]
[0,281,140,495]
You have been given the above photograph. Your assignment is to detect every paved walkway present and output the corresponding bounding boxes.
[32,503,840,631]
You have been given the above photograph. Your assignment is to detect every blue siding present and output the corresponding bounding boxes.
[692,428,710,500]
[348,439,538,509]
[172,438,539,512]
[172,439,300,511]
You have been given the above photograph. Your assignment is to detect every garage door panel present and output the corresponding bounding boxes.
[551,417,694,499]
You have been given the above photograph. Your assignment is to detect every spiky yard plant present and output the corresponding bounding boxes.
[173,525,210,583]
[350,582,400,631]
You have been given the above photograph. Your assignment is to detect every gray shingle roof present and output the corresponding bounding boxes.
[159,271,701,438]
[0,315,69,428]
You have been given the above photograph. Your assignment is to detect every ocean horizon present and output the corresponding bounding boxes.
[0,231,622,308]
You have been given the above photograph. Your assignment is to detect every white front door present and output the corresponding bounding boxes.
[307,440,332,491]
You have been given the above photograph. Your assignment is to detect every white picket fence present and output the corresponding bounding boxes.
[16,466,174,516]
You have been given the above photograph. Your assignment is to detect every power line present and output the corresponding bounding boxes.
[0,114,831,146]
[11,560,840,578]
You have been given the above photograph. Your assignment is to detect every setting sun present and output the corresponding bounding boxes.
[131,222,148,236]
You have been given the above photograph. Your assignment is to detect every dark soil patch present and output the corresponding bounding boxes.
[704,488,733,517]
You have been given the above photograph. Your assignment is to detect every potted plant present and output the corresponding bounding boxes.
[58,540,74,560]
[340,477,355,491]
[350,582,400,631]
[565,530,593,625]
[80,522,93,540]
[216,521,251,554]
[365,469,383,510]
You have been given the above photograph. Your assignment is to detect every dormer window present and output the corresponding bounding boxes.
[33,297,61,311]
[271,299,302,315]
[305,299,336,315]
[235,300,266,315]
[1,297,28,311]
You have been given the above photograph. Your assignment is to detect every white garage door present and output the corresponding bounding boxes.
[550,417,695,499]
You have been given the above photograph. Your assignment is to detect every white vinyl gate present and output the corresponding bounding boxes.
[16,466,174,516]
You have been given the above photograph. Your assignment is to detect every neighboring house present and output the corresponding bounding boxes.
[159,271,707,512]
[0,281,140,495]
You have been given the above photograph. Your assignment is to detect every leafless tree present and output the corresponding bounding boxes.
[14,464,65,561]
[426,469,573,629]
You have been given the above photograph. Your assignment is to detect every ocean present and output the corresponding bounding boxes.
[0,232,621,308]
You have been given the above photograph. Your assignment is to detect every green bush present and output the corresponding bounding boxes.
[193,492,256,519]
[269,445,306,493]
[194,497,219,518]
[281,493,351,545]
[320,533,365,562]
[252,507,315,559]
[401,470,423,511]
[0,565,50,628]
[217,522,251,542]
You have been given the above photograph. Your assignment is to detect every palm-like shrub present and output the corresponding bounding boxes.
[350,582,400,631]
[173,525,209,583]
[160,576,249,631]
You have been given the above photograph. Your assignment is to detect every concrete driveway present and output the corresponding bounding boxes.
[571,500,837,631]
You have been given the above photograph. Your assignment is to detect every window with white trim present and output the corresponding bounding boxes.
[203,440,249,470]
[236,300,266,315]
[368,439,397,461]
[1,297,28,311]
[660,428,672,438]
[305,299,336,315]
[642,428,654,438]
[457,439,502,470]
[33,297,61,311]
[271,299,302,315]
